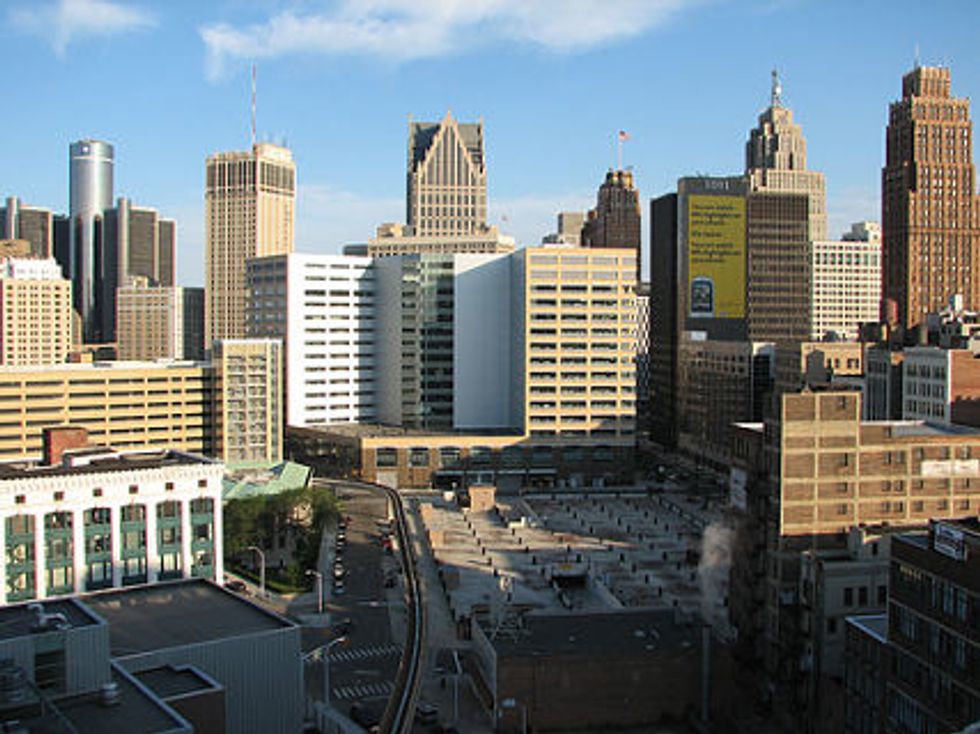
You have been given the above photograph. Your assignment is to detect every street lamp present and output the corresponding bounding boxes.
[306,569,323,614]
[323,636,347,706]
[247,545,265,598]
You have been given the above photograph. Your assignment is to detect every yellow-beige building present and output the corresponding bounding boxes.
[0,340,281,465]
[205,143,295,343]
[730,389,980,721]
[116,278,204,361]
[0,257,71,366]
[520,245,638,446]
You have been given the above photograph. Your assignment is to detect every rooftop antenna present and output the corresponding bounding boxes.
[250,63,257,147]
[914,43,921,70]
[771,68,783,108]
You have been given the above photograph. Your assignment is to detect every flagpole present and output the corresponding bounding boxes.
[616,132,622,171]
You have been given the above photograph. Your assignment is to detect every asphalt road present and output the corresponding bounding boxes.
[312,483,403,725]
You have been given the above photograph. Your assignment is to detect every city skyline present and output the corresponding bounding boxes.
[1,0,978,288]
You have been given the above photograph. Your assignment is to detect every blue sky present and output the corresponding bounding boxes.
[1,0,978,287]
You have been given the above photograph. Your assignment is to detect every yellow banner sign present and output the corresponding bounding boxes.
[688,195,746,319]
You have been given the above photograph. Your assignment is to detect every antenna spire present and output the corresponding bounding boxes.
[914,43,921,69]
[771,68,783,108]
[250,64,257,147]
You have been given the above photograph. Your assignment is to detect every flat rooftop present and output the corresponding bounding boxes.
[82,580,293,656]
[0,599,100,641]
[0,450,215,481]
[482,609,697,657]
[873,420,980,437]
[53,665,190,734]
[291,423,522,439]
[136,665,220,699]
[0,359,205,373]
[846,613,888,644]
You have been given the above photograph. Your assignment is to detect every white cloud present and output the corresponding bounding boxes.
[9,0,155,56]
[296,183,402,252]
[200,0,693,80]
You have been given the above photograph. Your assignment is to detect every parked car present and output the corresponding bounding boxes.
[415,703,439,725]
[224,579,247,593]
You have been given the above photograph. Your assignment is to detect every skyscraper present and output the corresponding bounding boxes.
[102,198,176,342]
[0,257,72,365]
[581,170,642,272]
[746,70,827,241]
[882,65,980,329]
[68,139,114,343]
[205,142,295,343]
[406,111,488,237]
[0,197,55,258]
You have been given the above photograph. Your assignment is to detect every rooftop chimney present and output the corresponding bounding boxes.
[42,426,89,467]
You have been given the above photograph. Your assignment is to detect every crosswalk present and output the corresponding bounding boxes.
[332,680,395,701]
[329,643,403,663]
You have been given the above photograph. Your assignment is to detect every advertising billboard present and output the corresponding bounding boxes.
[687,195,746,319]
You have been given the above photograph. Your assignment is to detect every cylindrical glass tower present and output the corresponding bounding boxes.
[69,139,114,343]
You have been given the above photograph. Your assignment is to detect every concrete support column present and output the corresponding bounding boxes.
[111,503,123,587]
[145,502,158,583]
[180,499,192,578]
[211,492,224,582]
[72,509,86,593]
[33,510,46,600]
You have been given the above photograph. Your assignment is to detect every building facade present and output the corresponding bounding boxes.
[886,519,980,733]
[746,70,828,241]
[205,143,295,343]
[902,346,980,426]
[731,390,980,729]
[0,197,55,258]
[116,281,204,361]
[581,170,642,276]
[406,111,488,238]
[811,239,882,341]
[0,444,223,604]
[101,198,176,342]
[212,339,283,464]
[0,257,72,366]
[246,253,377,426]
[882,66,980,329]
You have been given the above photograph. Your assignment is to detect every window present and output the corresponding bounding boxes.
[844,587,853,606]
[826,617,837,634]
[409,447,429,468]
[859,586,868,605]
[376,448,397,468]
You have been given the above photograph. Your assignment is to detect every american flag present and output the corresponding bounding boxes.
[618,130,630,141]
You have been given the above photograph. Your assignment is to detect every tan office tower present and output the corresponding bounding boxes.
[212,339,282,464]
[746,70,827,241]
[0,257,72,365]
[407,112,488,237]
[117,279,205,361]
[882,65,980,329]
[205,143,295,343]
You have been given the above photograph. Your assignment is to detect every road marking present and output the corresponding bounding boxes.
[332,680,395,700]
[329,644,403,663]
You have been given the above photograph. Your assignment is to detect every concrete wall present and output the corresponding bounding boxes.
[453,254,513,429]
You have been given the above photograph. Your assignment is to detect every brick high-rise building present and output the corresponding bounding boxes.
[205,143,295,343]
[582,170,642,276]
[882,65,980,330]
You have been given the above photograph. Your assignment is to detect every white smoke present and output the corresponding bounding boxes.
[697,520,733,629]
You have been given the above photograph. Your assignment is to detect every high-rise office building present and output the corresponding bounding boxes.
[212,339,283,464]
[247,253,378,427]
[882,65,980,330]
[0,257,72,365]
[746,70,827,241]
[0,197,55,258]
[407,112,488,237]
[581,170,642,277]
[68,140,114,343]
[116,279,204,361]
[205,143,295,344]
[102,198,176,342]
[810,238,882,340]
